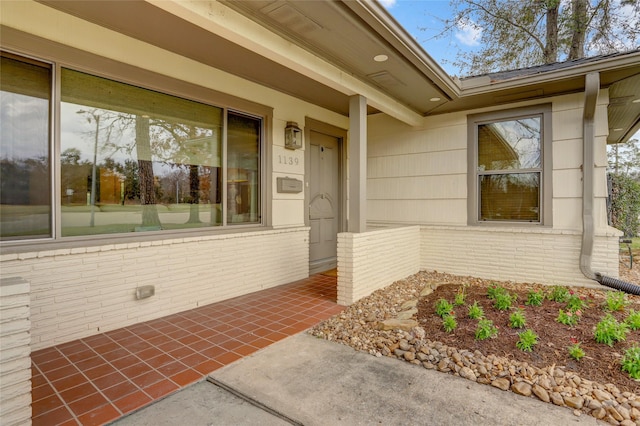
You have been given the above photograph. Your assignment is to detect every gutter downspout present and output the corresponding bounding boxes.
[579,72,600,280]
[580,72,640,295]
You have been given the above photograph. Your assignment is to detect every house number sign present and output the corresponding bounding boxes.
[273,146,303,174]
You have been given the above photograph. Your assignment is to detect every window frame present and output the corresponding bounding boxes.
[467,104,552,226]
[0,47,272,249]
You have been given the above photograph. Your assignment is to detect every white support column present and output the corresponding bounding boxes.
[349,95,367,233]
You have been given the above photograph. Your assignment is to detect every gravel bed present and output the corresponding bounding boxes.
[310,271,640,426]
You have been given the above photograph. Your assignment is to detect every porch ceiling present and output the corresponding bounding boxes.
[34,0,640,138]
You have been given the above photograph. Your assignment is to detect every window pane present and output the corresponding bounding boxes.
[0,55,51,240]
[478,117,541,171]
[60,69,223,236]
[227,112,260,224]
[480,173,540,222]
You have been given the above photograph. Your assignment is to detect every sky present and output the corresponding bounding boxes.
[379,0,477,76]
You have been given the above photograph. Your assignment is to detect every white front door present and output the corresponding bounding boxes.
[309,131,340,273]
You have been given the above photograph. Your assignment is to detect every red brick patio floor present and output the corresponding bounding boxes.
[30,274,342,426]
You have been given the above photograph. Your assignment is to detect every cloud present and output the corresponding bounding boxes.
[455,18,482,47]
[378,0,397,8]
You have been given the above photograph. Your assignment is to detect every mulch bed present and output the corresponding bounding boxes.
[416,282,640,395]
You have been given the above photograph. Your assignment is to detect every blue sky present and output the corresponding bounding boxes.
[380,0,478,76]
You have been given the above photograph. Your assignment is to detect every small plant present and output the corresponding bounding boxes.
[516,329,538,352]
[557,309,581,327]
[435,299,454,318]
[568,342,585,361]
[565,293,589,312]
[442,314,457,333]
[467,301,484,319]
[494,291,517,311]
[487,284,507,300]
[509,308,526,329]
[626,309,640,331]
[525,290,544,307]
[475,318,498,340]
[621,346,640,380]
[454,287,467,306]
[547,286,569,303]
[604,291,629,312]
[594,314,629,346]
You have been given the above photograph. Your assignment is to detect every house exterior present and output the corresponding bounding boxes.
[1,1,639,423]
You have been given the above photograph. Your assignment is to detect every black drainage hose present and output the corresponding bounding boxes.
[595,272,640,295]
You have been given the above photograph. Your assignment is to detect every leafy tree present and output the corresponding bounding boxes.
[608,138,640,237]
[608,172,640,237]
[429,0,640,75]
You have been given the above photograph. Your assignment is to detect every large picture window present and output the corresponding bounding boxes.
[1,53,264,242]
[468,105,552,225]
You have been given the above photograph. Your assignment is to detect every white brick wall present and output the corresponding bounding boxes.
[0,227,309,350]
[0,277,31,426]
[420,226,621,287]
[337,226,420,305]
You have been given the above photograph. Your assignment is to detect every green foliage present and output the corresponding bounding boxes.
[516,329,538,352]
[568,343,585,361]
[435,299,454,318]
[442,314,458,333]
[594,314,629,346]
[626,309,640,330]
[525,290,545,307]
[547,286,570,303]
[557,309,580,326]
[621,346,640,380]
[454,287,467,306]
[487,284,507,300]
[509,309,526,329]
[493,291,517,311]
[467,301,485,319]
[475,318,498,340]
[604,291,630,312]
[608,172,640,237]
[565,294,589,312]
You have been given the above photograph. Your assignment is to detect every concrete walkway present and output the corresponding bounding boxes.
[113,333,602,426]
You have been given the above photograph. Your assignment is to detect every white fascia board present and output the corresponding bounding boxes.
[147,0,423,126]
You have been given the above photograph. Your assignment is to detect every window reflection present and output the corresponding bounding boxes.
[60,69,223,236]
[0,55,51,240]
[227,112,261,223]
[477,116,542,223]
[480,173,540,221]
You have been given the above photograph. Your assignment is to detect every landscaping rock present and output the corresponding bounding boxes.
[377,319,418,331]
[512,382,532,397]
[491,378,510,391]
[532,384,550,403]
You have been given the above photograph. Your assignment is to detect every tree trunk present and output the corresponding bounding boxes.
[544,1,559,63]
[187,164,201,223]
[135,115,161,228]
[569,0,587,60]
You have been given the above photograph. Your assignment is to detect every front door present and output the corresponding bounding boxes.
[309,131,340,273]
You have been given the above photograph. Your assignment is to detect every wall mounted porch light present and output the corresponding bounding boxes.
[285,121,303,150]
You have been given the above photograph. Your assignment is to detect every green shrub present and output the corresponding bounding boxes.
[594,314,629,346]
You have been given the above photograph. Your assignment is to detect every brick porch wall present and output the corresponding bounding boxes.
[0,227,309,351]
[0,277,31,426]
[420,226,621,287]
[337,226,421,305]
